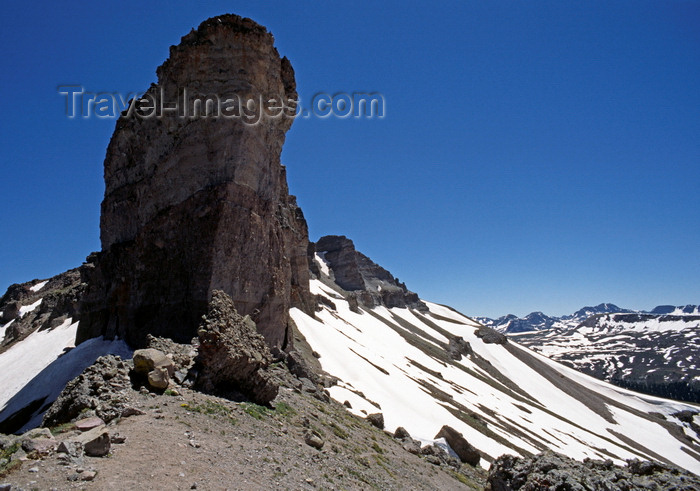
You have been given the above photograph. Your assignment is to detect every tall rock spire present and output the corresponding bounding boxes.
[78,14,312,349]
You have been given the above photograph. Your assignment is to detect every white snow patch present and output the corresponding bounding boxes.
[29,280,49,292]
[19,298,42,317]
[314,252,331,278]
[0,319,15,344]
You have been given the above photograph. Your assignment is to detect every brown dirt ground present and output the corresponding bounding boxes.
[1,369,486,490]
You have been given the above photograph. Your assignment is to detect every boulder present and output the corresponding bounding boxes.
[195,291,278,404]
[68,426,111,457]
[394,427,411,440]
[120,407,145,418]
[57,440,83,458]
[21,437,56,455]
[402,439,422,455]
[0,434,16,450]
[133,349,175,376]
[304,430,324,450]
[434,425,481,466]
[147,367,170,390]
[366,413,384,430]
[285,350,318,383]
[146,335,196,372]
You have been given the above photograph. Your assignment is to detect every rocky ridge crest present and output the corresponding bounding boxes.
[311,235,428,312]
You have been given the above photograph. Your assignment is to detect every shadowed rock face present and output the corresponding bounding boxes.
[78,14,312,349]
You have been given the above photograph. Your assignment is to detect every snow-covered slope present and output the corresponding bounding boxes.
[293,263,700,473]
[0,270,132,433]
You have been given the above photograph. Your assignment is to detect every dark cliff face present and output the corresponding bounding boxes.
[78,14,312,349]
[312,235,428,311]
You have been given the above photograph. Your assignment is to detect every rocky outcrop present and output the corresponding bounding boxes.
[0,267,85,348]
[475,326,507,345]
[194,290,278,404]
[487,451,700,491]
[42,355,134,427]
[447,336,473,361]
[312,236,427,311]
[77,14,312,350]
[434,425,481,466]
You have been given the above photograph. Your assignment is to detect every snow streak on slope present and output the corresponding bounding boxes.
[292,279,700,473]
[0,319,131,433]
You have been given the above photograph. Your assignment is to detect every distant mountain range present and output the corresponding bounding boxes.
[477,304,700,403]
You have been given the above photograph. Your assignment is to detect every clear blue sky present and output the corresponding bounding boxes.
[1,1,698,317]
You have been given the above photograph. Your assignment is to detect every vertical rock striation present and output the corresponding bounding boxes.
[78,14,312,349]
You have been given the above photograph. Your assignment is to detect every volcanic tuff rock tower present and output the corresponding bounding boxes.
[78,15,312,349]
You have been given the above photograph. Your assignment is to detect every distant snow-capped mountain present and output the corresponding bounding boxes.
[475,303,632,334]
[481,305,700,403]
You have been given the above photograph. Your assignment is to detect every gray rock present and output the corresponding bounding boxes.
[173,369,188,385]
[57,440,83,458]
[21,428,53,440]
[475,326,508,345]
[420,443,461,468]
[0,434,16,450]
[304,431,324,450]
[195,291,279,404]
[21,437,56,455]
[299,377,317,393]
[133,349,175,377]
[120,407,145,418]
[394,426,411,440]
[402,439,422,455]
[81,470,97,481]
[366,413,384,430]
[42,355,133,427]
[435,425,481,466]
[447,336,473,361]
[147,366,170,390]
[68,426,110,457]
[425,455,441,466]
[110,433,126,444]
[487,450,700,491]
[145,335,195,372]
[285,350,318,383]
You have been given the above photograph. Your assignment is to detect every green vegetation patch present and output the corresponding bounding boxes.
[241,402,269,420]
